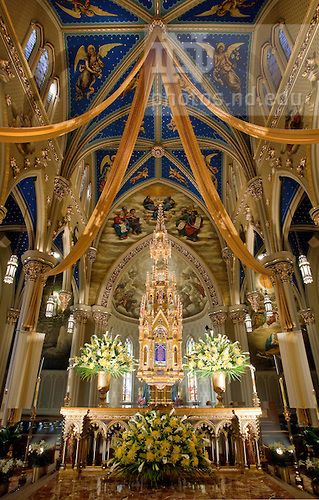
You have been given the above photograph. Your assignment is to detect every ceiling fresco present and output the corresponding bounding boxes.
[49,0,141,24]
[176,0,269,23]
[89,184,229,306]
[112,249,207,319]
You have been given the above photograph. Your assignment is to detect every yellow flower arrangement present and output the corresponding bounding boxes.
[111,410,210,484]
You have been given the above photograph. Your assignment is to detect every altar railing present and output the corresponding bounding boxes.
[60,406,262,470]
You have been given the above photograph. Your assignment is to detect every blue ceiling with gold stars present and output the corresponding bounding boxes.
[45,0,274,204]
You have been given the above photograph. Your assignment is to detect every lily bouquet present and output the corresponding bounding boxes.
[111,409,210,484]
[184,332,250,380]
[72,332,135,380]
[0,458,23,483]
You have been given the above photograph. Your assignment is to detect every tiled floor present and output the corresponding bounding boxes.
[22,471,311,499]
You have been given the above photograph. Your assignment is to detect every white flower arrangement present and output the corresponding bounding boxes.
[72,332,136,380]
[28,440,54,467]
[184,332,249,379]
[0,458,23,481]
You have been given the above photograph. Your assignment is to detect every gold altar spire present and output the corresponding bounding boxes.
[138,204,184,402]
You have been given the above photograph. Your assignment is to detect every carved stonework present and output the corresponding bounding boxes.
[259,6,319,161]
[299,308,315,325]
[54,177,70,201]
[73,308,90,325]
[247,178,263,200]
[59,291,72,312]
[101,238,219,308]
[23,260,52,283]
[229,309,246,325]
[0,58,15,82]
[148,19,166,34]
[221,246,233,263]
[151,145,165,158]
[6,308,20,324]
[209,311,227,326]
[92,310,110,331]
[246,291,263,312]
[87,247,97,263]
[0,17,59,162]
[0,206,7,224]
[270,261,294,283]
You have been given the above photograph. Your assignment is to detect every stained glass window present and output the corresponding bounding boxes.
[46,80,57,110]
[279,29,291,61]
[186,338,198,402]
[24,28,37,61]
[266,48,282,91]
[122,339,133,403]
[35,48,49,90]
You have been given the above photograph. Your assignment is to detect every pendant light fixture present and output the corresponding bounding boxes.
[3,254,19,284]
[45,276,57,318]
[298,254,313,285]
[264,291,273,318]
[67,313,75,334]
[244,313,253,333]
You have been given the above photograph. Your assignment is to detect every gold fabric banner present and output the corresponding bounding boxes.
[46,53,155,276]
[162,56,271,276]
[162,38,319,145]
[0,32,157,143]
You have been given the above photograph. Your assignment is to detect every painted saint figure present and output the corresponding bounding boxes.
[176,208,203,241]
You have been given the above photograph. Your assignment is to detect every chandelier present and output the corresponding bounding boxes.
[298,254,313,285]
[3,254,18,284]
[137,204,183,402]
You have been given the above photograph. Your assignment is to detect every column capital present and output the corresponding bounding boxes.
[59,290,72,312]
[299,308,315,324]
[247,177,263,200]
[92,305,111,331]
[221,246,233,263]
[22,250,57,282]
[310,206,319,226]
[73,305,91,325]
[209,306,228,326]
[246,290,263,312]
[229,305,247,324]
[261,251,294,283]
[53,176,70,201]
[6,308,20,324]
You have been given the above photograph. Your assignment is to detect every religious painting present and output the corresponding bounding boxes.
[112,206,142,239]
[176,0,268,24]
[74,43,122,100]
[56,0,117,19]
[196,0,256,18]
[112,249,207,319]
[281,109,303,155]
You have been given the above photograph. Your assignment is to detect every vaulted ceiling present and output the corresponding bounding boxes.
[46,0,272,203]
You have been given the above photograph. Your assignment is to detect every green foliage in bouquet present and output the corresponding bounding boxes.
[266,441,294,466]
[184,332,250,380]
[28,440,54,467]
[72,332,136,380]
[110,410,210,485]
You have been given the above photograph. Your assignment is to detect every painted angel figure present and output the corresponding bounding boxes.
[74,43,121,100]
[56,0,116,19]
[197,0,255,18]
[198,41,243,97]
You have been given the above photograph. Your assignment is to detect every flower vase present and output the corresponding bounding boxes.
[212,372,226,407]
[97,371,111,407]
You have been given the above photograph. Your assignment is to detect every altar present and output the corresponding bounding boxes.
[60,406,262,471]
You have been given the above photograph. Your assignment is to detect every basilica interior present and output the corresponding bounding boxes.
[1,0,319,498]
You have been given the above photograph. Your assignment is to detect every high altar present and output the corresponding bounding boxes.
[60,205,262,471]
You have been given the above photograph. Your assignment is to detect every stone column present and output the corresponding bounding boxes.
[299,308,319,379]
[1,251,57,424]
[209,306,228,335]
[0,308,19,390]
[262,252,317,414]
[229,305,253,407]
[89,306,111,406]
[66,305,91,407]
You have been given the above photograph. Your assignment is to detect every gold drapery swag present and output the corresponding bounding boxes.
[46,52,156,276]
[0,34,319,143]
[45,50,270,278]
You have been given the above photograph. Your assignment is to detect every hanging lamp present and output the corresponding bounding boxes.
[67,313,75,334]
[3,254,19,284]
[264,291,273,318]
[244,313,253,333]
[298,254,313,285]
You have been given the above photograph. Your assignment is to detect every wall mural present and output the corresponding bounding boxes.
[50,0,139,23]
[176,0,268,23]
[89,184,229,307]
[112,249,207,319]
